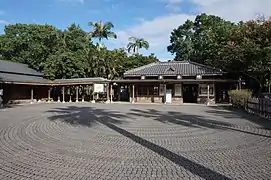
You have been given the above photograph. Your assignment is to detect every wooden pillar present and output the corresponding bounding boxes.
[131,84,132,103]
[30,88,34,104]
[110,84,113,102]
[82,86,85,102]
[62,86,65,103]
[132,84,135,103]
[47,88,51,102]
[69,87,72,102]
[57,87,60,102]
[106,83,110,103]
[76,86,79,102]
[117,84,121,101]
[164,84,167,104]
[136,84,138,98]
[207,84,210,106]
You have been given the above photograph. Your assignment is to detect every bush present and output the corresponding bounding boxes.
[228,89,252,108]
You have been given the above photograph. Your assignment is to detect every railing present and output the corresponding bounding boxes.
[246,98,271,119]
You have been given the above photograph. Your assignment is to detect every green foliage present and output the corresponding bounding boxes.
[0,24,61,71]
[44,50,86,79]
[127,37,149,54]
[228,90,252,108]
[168,14,271,92]
[87,20,117,49]
[0,22,157,80]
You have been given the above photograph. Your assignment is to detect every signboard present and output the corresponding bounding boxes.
[94,84,105,93]
[174,84,182,96]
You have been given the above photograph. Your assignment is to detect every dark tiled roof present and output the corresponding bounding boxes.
[0,60,108,85]
[0,60,49,84]
[54,77,108,84]
[124,61,223,77]
[0,72,51,84]
[0,60,43,76]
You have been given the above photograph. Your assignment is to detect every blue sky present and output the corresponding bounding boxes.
[0,0,270,61]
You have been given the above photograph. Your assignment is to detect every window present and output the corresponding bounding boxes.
[174,84,182,96]
[199,84,214,96]
[137,85,160,96]
[154,86,159,95]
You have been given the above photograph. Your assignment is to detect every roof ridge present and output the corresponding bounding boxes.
[160,60,190,64]
[0,59,27,66]
[124,62,158,75]
[188,61,222,72]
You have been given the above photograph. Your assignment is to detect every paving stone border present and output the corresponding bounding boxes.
[0,103,270,180]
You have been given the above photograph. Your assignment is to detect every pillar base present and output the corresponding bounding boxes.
[91,100,95,103]
[105,100,110,104]
[82,99,85,102]
[69,100,72,103]
[62,101,65,103]
[76,100,79,103]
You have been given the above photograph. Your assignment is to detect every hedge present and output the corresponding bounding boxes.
[228,89,252,108]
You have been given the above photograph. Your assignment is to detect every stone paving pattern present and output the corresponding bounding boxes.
[0,103,270,180]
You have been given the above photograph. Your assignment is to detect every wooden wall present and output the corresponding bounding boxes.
[2,84,48,104]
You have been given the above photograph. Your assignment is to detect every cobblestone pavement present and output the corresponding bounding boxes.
[0,103,270,180]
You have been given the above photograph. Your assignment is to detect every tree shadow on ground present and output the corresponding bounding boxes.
[46,105,231,180]
[47,106,127,127]
[128,108,271,138]
[205,106,271,130]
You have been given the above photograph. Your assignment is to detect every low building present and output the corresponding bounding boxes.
[0,60,108,105]
[0,60,51,104]
[114,61,237,104]
[0,59,237,106]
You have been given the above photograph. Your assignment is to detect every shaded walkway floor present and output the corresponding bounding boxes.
[0,103,270,180]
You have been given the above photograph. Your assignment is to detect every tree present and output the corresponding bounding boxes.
[44,51,86,79]
[167,13,271,93]
[62,23,91,52]
[87,21,117,49]
[127,37,149,54]
[0,24,61,71]
[0,22,159,81]
[168,13,234,64]
[167,19,195,61]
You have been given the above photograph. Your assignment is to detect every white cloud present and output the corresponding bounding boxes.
[108,14,193,60]
[164,0,183,12]
[0,20,9,25]
[108,0,271,60]
[58,0,84,3]
[116,14,194,47]
[190,0,271,22]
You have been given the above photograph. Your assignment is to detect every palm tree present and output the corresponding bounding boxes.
[127,37,149,54]
[87,20,117,49]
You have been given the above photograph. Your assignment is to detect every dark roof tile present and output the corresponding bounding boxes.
[0,60,43,76]
[124,61,223,77]
[0,72,51,84]
[54,77,108,83]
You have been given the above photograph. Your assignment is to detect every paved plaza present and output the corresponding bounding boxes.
[0,103,270,180]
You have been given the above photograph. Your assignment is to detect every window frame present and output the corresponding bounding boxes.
[199,84,214,96]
